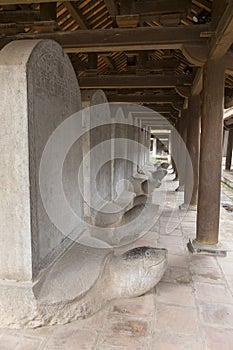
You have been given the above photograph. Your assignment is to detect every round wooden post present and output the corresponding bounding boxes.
[184,94,201,206]
[178,109,188,188]
[171,128,178,177]
[226,128,233,170]
[196,58,225,245]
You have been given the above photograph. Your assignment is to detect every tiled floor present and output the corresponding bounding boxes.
[0,174,233,350]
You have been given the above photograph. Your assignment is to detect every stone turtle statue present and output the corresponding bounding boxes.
[36,246,168,326]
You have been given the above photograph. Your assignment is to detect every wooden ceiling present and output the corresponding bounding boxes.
[1,0,233,122]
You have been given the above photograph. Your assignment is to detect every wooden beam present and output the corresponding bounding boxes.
[40,2,56,21]
[147,105,179,118]
[0,10,40,23]
[130,0,191,15]
[104,0,119,19]
[137,58,180,72]
[63,2,115,72]
[107,93,183,104]
[119,0,133,15]
[211,0,227,31]
[0,0,74,3]
[0,25,209,52]
[175,86,191,98]
[209,1,233,59]
[78,74,193,89]
[181,44,208,66]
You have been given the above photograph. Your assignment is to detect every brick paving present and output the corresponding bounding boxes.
[0,174,233,349]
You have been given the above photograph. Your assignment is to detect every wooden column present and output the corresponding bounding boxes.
[171,128,178,178]
[184,94,201,206]
[226,128,233,170]
[196,58,225,244]
[178,109,188,188]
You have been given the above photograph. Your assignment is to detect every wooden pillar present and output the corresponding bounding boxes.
[178,109,188,187]
[184,94,201,206]
[171,128,178,177]
[196,58,225,245]
[226,128,233,170]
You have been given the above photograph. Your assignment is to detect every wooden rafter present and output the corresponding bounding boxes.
[63,2,116,71]
[64,1,90,29]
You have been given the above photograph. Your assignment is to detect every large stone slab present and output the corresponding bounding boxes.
[82,90,112,218]
[0,39,84,327]
[0,39,82,281]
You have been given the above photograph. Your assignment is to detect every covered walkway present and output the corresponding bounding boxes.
[1,0,233,348]
[0,174,233,350]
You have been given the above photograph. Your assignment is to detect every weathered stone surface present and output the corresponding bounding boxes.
[82,90,112,218]
[34,246,167,327]
[0,39,82,327]
[0,39,81,282]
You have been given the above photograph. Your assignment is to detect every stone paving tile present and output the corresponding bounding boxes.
[190,265,224,284]
[189,255,219,268]
[109,293,154,318]
[43,324,99,350]
[168,253,189,268]
[73,305,109,331]
[13,326,53,340]
[219,240,233,252]
[156,282,195,307]
[203,326,233,350]
[0,334,42,350]
[194,282,233,304]
[158,245,185,256]
[226,277,233,295]
[95,346,127,350]
[161,266,192,284]
[158,235,184,247]
[97,315,151,349]
[151,331,203,350]
[159,226,183,236]
[158,242,185,255]
[218,261,233,276]
[155,303,199,335]
[181,232,196,241]
[218,251,233,263]
[199,303,233,328]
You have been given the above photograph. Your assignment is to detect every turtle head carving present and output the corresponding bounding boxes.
[122,246,167,267]
[108,246,168,298]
